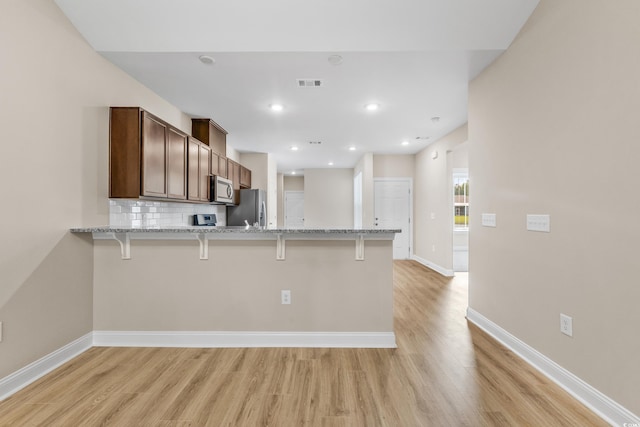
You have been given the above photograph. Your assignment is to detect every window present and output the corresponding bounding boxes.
[453,171,469,229]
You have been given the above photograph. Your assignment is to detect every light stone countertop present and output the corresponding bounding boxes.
[70,226,400,235]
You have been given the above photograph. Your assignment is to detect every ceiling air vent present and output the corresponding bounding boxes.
[308,141,322,145]
[297,79,323,88]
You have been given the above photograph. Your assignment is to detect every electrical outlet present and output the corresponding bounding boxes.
[560,314,573,337]
[432,244,436,252]
[281,290,291,305]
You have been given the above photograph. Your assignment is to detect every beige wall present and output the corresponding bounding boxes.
[469,0,640,415]
[0,0,192,378]
[93,239,393,332]
[225,145,240,163]
[373,155,415,179]
[239,152,278,227]
[304,169,354,228]
[284,176,304,191]
[240,153,269,191]
[414,125,468,270]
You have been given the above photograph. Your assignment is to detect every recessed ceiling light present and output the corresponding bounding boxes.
[328,161,334,166]
[328,54,343,66]
[401,141,410,146]
[431,116,440,123]
[365,103,380,111]
[291,171,296,175]
[290,146,299,151]
[269,103,284,112]
[198,55,215,65]
[348,146,356,151]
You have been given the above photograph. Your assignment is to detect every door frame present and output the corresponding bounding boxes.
[284,190,304,228]
[373,177,413,259]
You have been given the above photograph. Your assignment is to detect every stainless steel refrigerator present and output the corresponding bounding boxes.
[226,189,267,227]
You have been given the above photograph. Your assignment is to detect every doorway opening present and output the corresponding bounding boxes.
[453,169,469,272]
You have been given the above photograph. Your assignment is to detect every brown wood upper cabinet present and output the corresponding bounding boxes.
[210,151,219,176]
[218,155,228,179]
[110,107,188,200]
[227,159,241,204]
[192,119,227,156]
[187,137,211,202]
[166,127,188,200]
[240,165,251,189]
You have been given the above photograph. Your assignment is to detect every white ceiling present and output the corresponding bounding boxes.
[54,0,539,173]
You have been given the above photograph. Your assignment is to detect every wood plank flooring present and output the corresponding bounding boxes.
[0,261,607,426]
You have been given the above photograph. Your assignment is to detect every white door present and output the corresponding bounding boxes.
[374,179,411,259]
[285,191,305,228]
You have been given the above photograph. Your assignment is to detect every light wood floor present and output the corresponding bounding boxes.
[0,261,606,426]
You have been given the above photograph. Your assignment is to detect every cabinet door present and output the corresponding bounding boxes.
[187,138,200,201]
[229,160,241,187]
[240,166,251,188]
[208,122,226,156]
[141,113,167,198]
[218,156,228,178]
[166,128,187,200]
[210,152,220,176]
[199,144,210,201]
[228,160,241,204]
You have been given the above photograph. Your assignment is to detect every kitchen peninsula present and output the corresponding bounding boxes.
[71,226,399,348]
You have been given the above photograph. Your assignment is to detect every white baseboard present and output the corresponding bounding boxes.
[0,332,93,402]
[93,331,397,349]
[411,255,455,277]
[466,308,640,427]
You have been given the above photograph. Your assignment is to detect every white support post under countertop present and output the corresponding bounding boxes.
[196,233,209,260]
[276,234,286,260]
[112,232,131,260]
[355,234,365,261]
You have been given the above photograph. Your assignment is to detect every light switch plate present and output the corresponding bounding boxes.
[482,213,497,227]
[527,214,550,232]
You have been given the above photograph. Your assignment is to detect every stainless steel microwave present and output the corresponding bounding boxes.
[210,176,234,204]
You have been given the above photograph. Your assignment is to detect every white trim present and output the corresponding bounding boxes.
[0,332,93,402]
[411,254,455,277]
[93,331,397,349]
[466,308,640,427]
[373,177,414,259]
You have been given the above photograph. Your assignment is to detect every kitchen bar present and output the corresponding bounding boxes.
[71,227,399,348]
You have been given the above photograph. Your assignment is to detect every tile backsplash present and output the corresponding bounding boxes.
[109,200,226,227]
